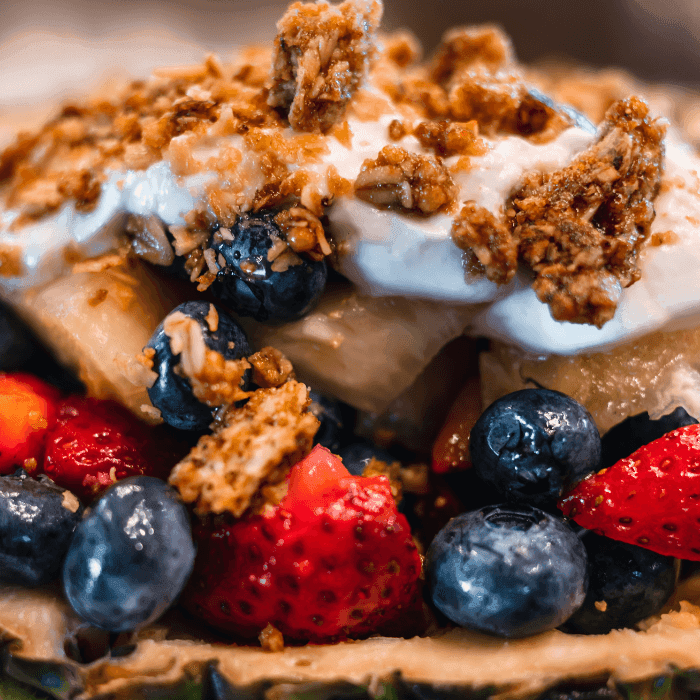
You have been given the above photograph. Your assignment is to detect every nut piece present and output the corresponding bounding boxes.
[169,380,319,517]
[508,96,665,327]
[354,145,457,214]
[268,0,383,132]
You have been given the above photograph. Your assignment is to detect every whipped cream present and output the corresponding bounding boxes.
[2,98,700,358]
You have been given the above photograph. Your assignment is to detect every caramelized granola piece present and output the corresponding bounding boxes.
[430,25,514,86]
[268,0,383,132]
[413,119,487,158]
[452,202,517,284]
[354,145,457,214]
[162,311,251,408]
[509,96,666,327]
[248,346,295,388]
[169,380,319,516]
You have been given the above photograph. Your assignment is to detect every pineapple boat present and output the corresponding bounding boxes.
[5,0,700,697]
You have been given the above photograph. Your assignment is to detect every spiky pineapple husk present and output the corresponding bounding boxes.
[5,581,700,700]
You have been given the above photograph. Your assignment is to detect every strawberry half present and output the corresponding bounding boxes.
[559,423,700,560]
[0,373,60,474]
[42,397,185,501]
[185,445,422,643]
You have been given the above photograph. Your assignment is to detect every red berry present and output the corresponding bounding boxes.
[42,397,182,501]
[185,445,422,642]
[0,373,60,474]
[559,423,700,560]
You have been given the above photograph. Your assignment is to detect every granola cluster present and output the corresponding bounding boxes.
[354,145,457,214]
[268,0,383,132]
[453,97,666,327]
[169,379,319,517]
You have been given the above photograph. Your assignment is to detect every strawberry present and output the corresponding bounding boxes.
[0,373,60,474]
[185,445,422,643]
[559,423,700,560]
[42,397,186,501]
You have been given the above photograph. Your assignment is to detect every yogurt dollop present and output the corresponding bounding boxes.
[2,101,699,357]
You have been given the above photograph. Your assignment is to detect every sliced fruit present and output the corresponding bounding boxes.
[243,281,478,414]
[11,258,185,423]
[480,326,700,434]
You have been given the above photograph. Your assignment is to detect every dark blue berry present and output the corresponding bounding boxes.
[62,476,195,632]
[601,407,698,470]
[0,470,84,586]
[338,441,394,476]
[308,391,349,454]
[470,389,601,509]
[0,301,83,393]
[211,213,327,323]
[565,533,677,635]
[146,301,251,431]
[426,504,587,637]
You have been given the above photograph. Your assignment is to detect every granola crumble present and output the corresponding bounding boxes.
[162,311,251,408]
[413,119,487,159]
[500,96,665,327]
[248,346,295,388]
[169,380,319,516]
[268,0,383,132]
[451,202,517,284]
[354,145,457,214]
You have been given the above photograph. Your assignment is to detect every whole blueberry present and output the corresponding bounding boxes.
[62,476,195,632]
[0,470,84,586]
[308,391,349,454]
[426,504,588,637]
[146,301,251,431]
[211,213,327,323]
[470,389,601,509]
[601,407,698,470]
[565,533,677,635]
[338,441,395,476]
[0,301,39,371]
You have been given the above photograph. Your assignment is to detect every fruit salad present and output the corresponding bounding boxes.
[5,0,700,698]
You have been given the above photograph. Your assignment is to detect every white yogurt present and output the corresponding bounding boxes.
[2,96,699,358]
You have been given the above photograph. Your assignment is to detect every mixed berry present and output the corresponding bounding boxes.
[1,295,700,646]
[210,213,328,323]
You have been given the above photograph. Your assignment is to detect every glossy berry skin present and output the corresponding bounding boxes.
[62,476,195,632]
[211,213,327,323]
[337,441,394,476]
[560,423,700,560]
[0,373,60,474]
[42,397,181,502]
[0,470,84,586]
[600,407,697,470]
[185,445,421,642]
[565,533,677,635]
[146,301,251,431]
[470,389,601,510]
[308,391,346,454]
[426,504,587,638]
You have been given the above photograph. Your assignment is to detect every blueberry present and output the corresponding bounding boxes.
[0,470,84,586]
[470,389,601,509]
[210,213,327,323]
[565,533,677,635]
[601,408,698,470]
[426,504,588,637]
[62,476,195,632]
[308,391,350,454]
[146,301,251,431]
[338,441,394,476]
[0,301,39,372]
